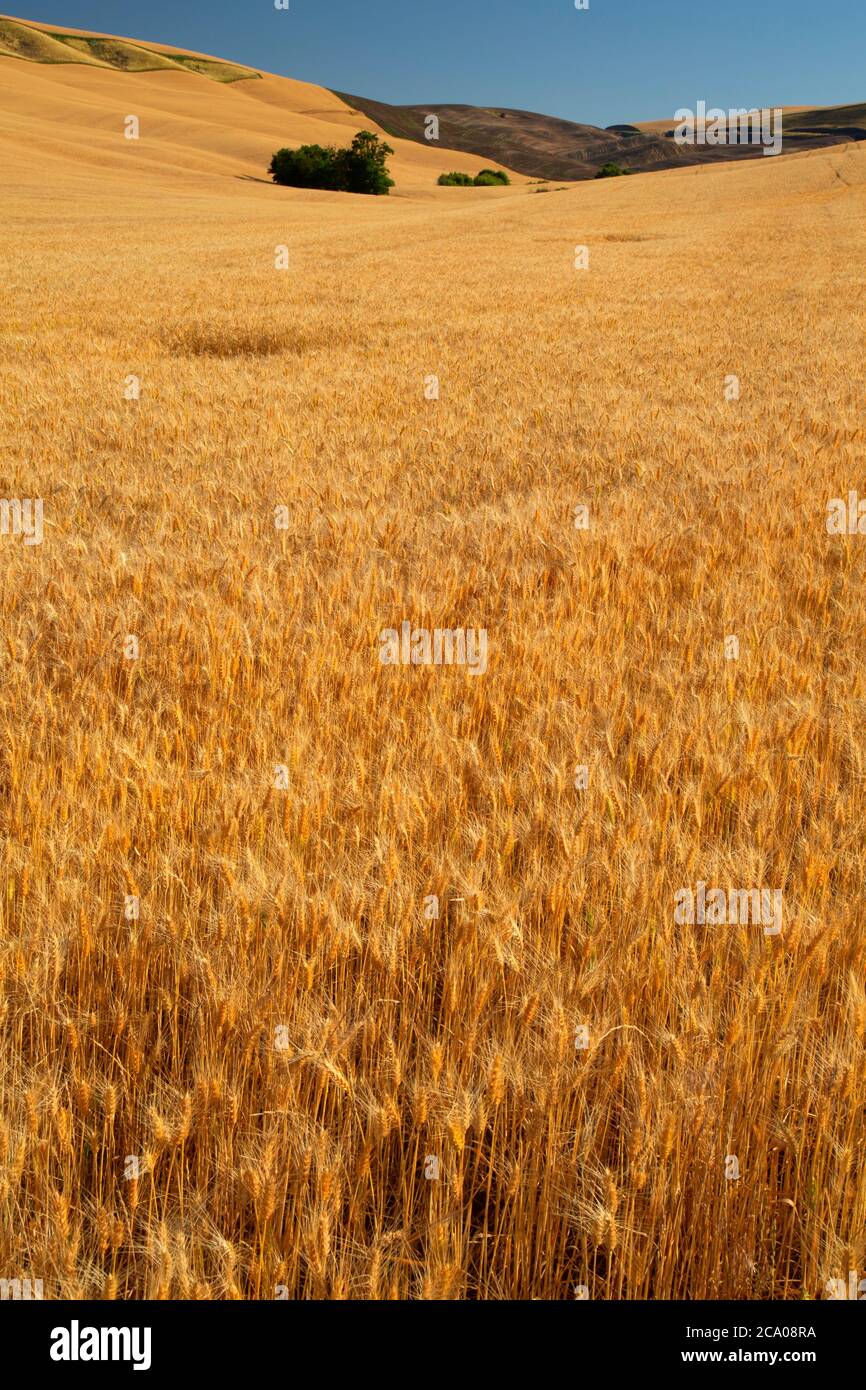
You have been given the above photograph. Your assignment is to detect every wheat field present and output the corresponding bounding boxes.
[1,31,865,1300]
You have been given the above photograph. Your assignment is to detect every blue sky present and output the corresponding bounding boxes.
[9,1,864,127]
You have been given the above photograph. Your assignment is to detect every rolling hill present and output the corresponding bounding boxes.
[4,13,862,188]
[0,14,518,195]
[0,13,260,81]
[336,92,866,181]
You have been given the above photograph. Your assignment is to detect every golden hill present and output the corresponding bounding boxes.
[0,13,516,193]
[0,13,260,79]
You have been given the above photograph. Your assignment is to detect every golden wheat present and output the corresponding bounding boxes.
[0,48,865,1298]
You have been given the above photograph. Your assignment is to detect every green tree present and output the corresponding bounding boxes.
[334,130,395,195]
[268,131,394,195]
[269,144,340,189]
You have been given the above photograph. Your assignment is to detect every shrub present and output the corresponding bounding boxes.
[269,130,394,195]
[595,162,633,178]
[438,169,510,187]
[269,143,341,190]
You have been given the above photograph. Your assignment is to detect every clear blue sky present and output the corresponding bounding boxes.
[9,1,864,126]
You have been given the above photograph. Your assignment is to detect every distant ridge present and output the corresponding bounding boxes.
[335,91,866,181]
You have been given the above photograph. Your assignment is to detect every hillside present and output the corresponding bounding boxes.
[0,13,517,194]
[334,91,863,181]
[0,13,260,81]
[5,13,861,187]
[783,101,866,137]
